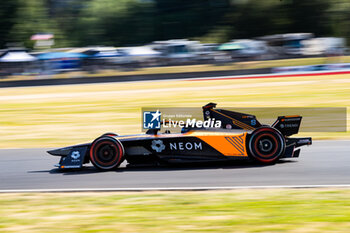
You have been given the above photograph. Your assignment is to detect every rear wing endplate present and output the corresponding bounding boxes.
[272,115,302,136]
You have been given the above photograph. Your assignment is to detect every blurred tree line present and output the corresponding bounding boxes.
[1,0,350,48]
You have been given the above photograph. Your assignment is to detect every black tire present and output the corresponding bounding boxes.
[248,127,285,164]
[90,136,124,170]
[101,132,119,137]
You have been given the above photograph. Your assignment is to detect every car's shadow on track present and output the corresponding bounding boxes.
[43,159,297,176]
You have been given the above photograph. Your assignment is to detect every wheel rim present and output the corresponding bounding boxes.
[254,133,278,158]
[90,138,123,169]
[259,138,273,152]
[96,144,117,164]
[249,128,285,163]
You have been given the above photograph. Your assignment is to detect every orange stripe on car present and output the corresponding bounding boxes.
[197,133,248,157]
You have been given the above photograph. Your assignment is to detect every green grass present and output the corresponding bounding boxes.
[0,73,349,148]
[0,189,350,232]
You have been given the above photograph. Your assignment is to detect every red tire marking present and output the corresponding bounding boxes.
[93,142,119,166]
[253,133,278,158]
[90,139,123,168]
[250,127,284,163]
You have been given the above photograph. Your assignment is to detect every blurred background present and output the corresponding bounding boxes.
[1,0,350,76]
[1,3,350,232]
[1,0,350,148]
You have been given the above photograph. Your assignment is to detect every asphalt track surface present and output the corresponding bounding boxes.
[2,69,350,89]
[0,68,270,88]
[0,140,349,192]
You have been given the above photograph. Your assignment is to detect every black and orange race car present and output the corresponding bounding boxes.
[48,103,312,170]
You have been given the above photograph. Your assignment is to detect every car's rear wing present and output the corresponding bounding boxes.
[272,115,302,136]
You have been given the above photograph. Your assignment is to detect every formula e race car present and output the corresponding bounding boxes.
[48,103,312,170]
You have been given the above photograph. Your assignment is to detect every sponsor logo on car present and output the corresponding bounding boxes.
[151,140,165,152]
[71,151,81,160]
[151,140,203,152]
[280,123,299,128]
[283,118,301,122]
[169,142,202,151]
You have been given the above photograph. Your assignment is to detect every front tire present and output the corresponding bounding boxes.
[90,137,124,170]
[248,127,285,164]
[101,132,119,137]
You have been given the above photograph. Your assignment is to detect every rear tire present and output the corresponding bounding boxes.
[248,127,285,164]
[90,136,124,170]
